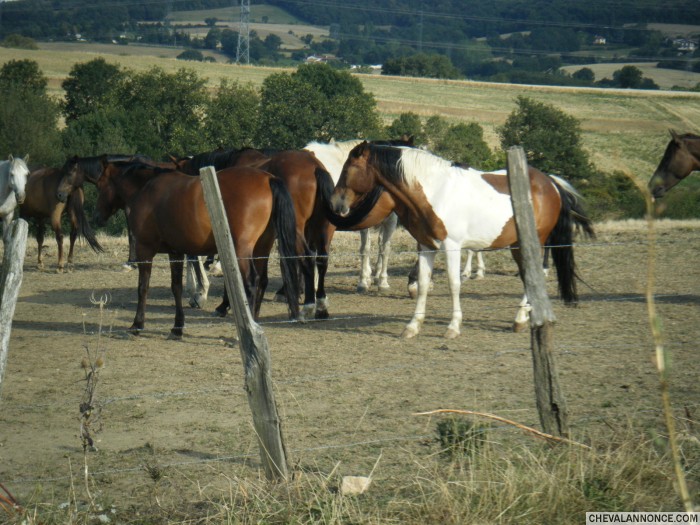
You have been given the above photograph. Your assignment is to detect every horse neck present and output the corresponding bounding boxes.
[686,136,700,164]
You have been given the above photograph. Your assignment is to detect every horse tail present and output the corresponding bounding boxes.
[68,188,104,253]
[548,175,595,304]
[314,166,335,212]
[269,175,300,319]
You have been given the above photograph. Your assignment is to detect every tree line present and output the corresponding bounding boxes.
[1,58,674,227]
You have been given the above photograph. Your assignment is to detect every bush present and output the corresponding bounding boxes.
[652,176,700,219]
[580,170,646,221]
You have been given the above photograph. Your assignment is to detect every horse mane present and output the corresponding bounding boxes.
[186,148,273,172]
[362,144,452,189]
[120,161,177,179]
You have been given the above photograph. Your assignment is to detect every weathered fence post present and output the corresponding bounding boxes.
[199,166,288,481]
[506,147,570,438]
[0,219,28,399]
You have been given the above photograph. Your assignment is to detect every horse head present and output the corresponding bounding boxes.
[649,130,700,199]
[8,155,29,205]
[330,141,378,217]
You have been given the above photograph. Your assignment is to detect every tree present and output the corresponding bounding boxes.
[613,65,643,88]
[434,122,495,169]
[177,49,205,61]
[112,67,208,157]
[62,107,134,156]
[61,58,124,122]
[386,113,426,144]
[0,59,47,94]
[572,67,595,83]
[498,96,594,181]
[203,80,260,148]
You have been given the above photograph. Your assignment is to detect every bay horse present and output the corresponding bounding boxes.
[92,160,300,337]
[175,147,338,321]
[648,130,700,199]
[0,155,29,244]
[19,159,102,271]
[328,142,594,339]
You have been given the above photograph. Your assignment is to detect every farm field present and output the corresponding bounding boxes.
[1,221,699,521]
[3,44,700,185]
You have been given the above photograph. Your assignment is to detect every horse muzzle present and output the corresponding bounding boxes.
[329,192,351,217]
[56,191,69,203]
[15,192,26,205]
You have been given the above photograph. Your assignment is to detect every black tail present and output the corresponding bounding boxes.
[548,176,595,304]
[68,188,103,253]
[269,176,301,319]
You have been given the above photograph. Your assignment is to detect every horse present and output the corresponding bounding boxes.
[328,142,594,339]
[92,160,300,337]
[19,159,102,271]
[648,130,700,199]
[175,147,338,321]
[306,139,487,293]
[0,155,30,244]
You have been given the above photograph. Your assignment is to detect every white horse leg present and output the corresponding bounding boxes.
[186,256,209,309]
[357,229,372,293]
[513,294,531,332]
[462,250,474,281]
[402,248,435,339]
[374,214,397,291]
[444,242,463,338]
[475,251,485,279]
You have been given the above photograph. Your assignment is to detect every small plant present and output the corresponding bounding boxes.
[436,417,489,459]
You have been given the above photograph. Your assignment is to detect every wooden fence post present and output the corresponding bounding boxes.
[506,147,570,439]
[199,166,288,481]
[0,219,28,400]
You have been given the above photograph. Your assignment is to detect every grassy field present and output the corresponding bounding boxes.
[2,44,700,183]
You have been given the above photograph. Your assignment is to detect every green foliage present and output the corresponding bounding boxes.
[203,80,260,148]
[581,170,647,221]
[386,113,426,144]
[62,108,135,157]
[257,63,381,148]
[499,95,595,181]
[0,59,47,94]
[433,121,495,169]
[573,67,595,82]
[0,34,39,50]
[112,67,209,157]
[382,53,461,79]
[62,58,124,122]
[0,87,63,165]
[177,49,205,62]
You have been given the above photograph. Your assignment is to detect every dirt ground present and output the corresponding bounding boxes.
[1,221,699,515]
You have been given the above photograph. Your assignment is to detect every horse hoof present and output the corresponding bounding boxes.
[513,321,529,333]
[273,293,287,303]
[189,294,206,309]
[315,309,329,320]
[302,304,316,320]
[128,326,142,336]
[168,329,183,340]
[377,284,391,293]
[444,328,460,339]
[356,284,369,294]
[474,273,485,280]
[401,326,419,339]
[212,309,227,318]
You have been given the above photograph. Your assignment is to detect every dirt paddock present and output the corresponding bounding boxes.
[1,221,699,514]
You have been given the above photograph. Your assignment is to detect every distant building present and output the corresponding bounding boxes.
[593,35,607,45]
[672,38,698,52]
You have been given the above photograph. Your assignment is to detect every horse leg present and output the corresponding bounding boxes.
[169,254,185,339]
[131,259,153,335]
[186,255,209,309]
[462,250,474,281]
[510,247,531,332]
[542,246,551,277]
[313,226,334,319]
[51,212,65,272]
[299,245,317,321]
[67,220,78,267]
[253,255,269,320]
[444,241,463,339]
[475,251,486,279]
[35,220,45,269]
[357,229,372,293]
[401,247,436,339]
[374,213,397,291]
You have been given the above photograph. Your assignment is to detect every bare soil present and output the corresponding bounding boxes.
[1,222,699,515]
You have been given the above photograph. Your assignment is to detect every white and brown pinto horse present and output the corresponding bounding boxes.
[648,130,700,199]
[328,142,594,339]
[0,155,29,244]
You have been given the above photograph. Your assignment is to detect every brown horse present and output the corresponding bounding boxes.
[92,160,300,337]
[175,147,338,320]
[648,130,700,199]
[328,142,594,339]
[20,161,102,271]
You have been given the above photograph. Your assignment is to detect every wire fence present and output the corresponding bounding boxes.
[3,232,699,491]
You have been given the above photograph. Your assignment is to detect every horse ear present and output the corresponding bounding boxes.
[8,154,14,162]
[670,129,681,142]
[24,154,29,164]
[168,153,179,163]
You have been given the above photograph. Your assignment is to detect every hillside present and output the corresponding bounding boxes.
[2,44,700,184]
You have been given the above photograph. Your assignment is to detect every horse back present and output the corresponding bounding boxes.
[20,168,64,218]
